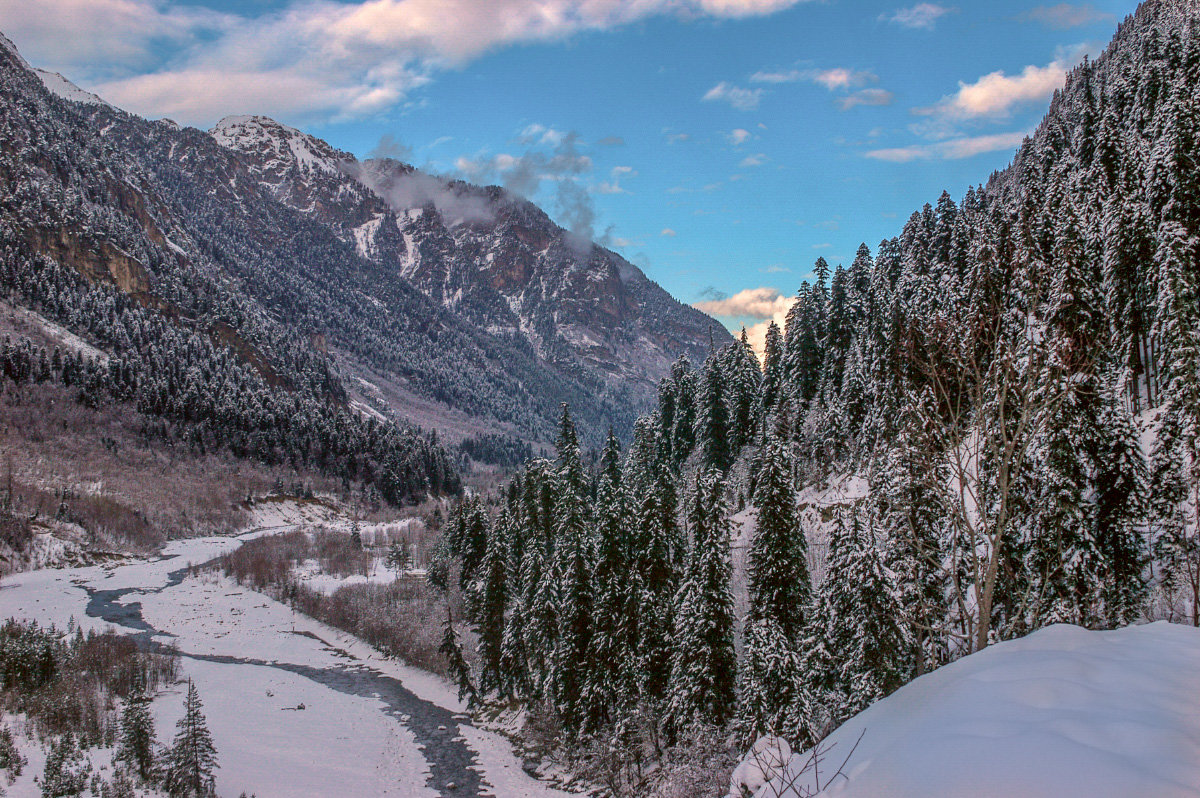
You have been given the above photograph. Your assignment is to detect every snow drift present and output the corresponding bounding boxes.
[735,622,1200,798]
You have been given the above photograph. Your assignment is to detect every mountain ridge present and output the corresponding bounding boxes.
[0,37,726,445]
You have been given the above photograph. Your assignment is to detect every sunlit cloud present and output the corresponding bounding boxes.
[917,60,1067,119]
[2,0,811,126]
[695,286,791,319]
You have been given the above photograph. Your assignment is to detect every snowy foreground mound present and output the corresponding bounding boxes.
[734,622,1200,798]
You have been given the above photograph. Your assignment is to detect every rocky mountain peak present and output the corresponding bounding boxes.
[211,115,352,177]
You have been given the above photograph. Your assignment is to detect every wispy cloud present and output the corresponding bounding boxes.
[838,88,894,110]
[739,153,768,167]
[882,3,955,30]
[660,228,677,237]
[749,69,805,83]
[1022,4,1113,29]
[750,66,876,90]
[1,0,811,126]
[728,128,753,145]
[703,81,764,110]
[866,130,1029,162]
[749,66,891,111]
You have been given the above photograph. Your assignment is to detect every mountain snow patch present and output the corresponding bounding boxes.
[34,68,112,107]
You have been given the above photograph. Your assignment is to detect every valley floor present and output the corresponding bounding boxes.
[0,523,572,798]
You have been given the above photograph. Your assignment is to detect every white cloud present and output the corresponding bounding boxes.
[1023,4,1113,29]
[919,60,1067,119]
[865,130,1029,162]
[0,0,228,73]
[703,81,764,110]
[811,67,876,90]
[3,0,810,126]
[517,123,566,145]
[694,286,791,319]
[883,3,955,30]
[739,153,768,167]
[595,165,637,194]
[660,228,677,237]
[728,128,752,145]
[838,88,893,110]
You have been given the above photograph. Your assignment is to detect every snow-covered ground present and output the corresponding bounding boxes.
[735,622,1200,798]
[0,520,572,798]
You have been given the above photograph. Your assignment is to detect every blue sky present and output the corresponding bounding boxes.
[3,0,1139,345]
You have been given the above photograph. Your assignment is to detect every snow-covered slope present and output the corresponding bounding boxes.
[737,622,1200,798]
[33,68,110,107]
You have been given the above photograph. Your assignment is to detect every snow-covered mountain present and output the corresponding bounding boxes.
[206,113,726,434]
[0,38,725,444]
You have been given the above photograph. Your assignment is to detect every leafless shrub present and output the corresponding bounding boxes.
[222,530,311,589]
[219,530,453,676]
[743,730,865,798]
[645,724,740,798]
[288,578,449,677]
[312,529,372,578]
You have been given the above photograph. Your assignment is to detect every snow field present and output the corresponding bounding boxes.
[738,622,1200,798]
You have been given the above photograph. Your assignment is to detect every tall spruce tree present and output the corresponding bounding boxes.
[162,681,218,798]
[820,509,907,719]
[696,353,732,471]
[727,331,763,453]
[550,405,594,730]
[587,430,637,730]
[474,509,510,697]
[116,679,158,783]
[665,471,737,736]
[746,438,810,639]
[740,429,815,740]
[1149,221,1200,624]
[874,415,949,676]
